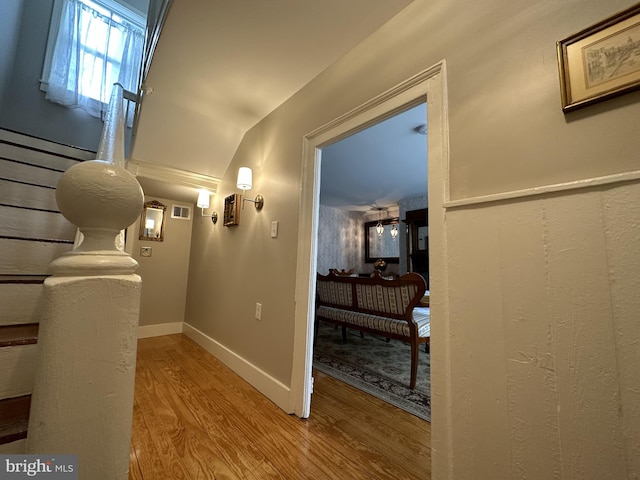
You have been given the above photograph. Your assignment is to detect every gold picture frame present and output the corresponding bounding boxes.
[223,193,240,226]
[557,3,640,112]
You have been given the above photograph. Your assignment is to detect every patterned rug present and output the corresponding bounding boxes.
[313,322,431,421]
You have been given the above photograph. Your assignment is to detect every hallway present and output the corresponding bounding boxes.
[129,334,431,479]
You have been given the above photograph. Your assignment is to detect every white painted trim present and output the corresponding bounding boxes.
[424,64,455,480]
[136,321,184,339]
[444,170,640,209]
[303,63,443,141]
[292,60,449,419]
[182,322,292,413]
[127,159,221,193]
[0,129,95,161]
[290,135,322,418]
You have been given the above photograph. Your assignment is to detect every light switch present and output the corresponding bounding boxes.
[140,246,152,257]
[271,220,279,238]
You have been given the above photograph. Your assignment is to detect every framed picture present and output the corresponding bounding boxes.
[557,3,640,112]
[223,193,240,226]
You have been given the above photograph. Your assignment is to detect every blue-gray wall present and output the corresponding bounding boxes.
[0,0,24,117]
[0,0,149,151]
[0,0,104,150]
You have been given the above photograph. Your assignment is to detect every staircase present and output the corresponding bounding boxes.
[0,129,95,453]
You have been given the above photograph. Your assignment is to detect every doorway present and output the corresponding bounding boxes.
[290,62,449,420]
[310,101,429,417]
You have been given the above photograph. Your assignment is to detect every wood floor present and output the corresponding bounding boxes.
[129,334,431,480]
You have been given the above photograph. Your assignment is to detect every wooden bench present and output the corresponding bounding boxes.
[315,270,430,389]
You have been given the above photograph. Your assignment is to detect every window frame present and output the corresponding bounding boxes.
[40,0,146,103]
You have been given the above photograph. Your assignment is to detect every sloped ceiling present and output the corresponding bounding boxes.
[131,0,413,203]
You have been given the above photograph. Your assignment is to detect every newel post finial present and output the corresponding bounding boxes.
[50,83,143,276]
[51,160,144,275]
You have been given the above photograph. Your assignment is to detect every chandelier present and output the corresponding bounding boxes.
[373,206,398,239]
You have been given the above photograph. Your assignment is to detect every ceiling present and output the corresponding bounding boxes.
[320,102,427,211]
[131,0,415,204]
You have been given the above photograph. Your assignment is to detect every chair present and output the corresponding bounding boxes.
[329,268,357,277]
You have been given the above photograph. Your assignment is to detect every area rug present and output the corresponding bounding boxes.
[313,322,431,422]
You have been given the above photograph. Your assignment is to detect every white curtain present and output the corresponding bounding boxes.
[45,0,144,122]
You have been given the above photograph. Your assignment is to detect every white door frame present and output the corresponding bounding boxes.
[290,61,450,423]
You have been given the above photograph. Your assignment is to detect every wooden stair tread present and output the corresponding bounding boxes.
[0,395,30,445]
[0,324,39,347]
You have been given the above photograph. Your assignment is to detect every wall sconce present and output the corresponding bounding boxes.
[236,167,264,210]
[197,190,218,224]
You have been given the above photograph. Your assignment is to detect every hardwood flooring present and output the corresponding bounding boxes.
[129,334,431,479]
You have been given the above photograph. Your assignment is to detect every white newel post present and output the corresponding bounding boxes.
[26,84,144,480]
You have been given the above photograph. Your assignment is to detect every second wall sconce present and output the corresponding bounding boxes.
[197,190,218,224]
[236,167,264,210]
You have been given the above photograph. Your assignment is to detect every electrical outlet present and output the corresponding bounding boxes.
[255,302,262,320]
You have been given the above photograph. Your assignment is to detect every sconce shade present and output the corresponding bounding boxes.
[197,190,210,209]
[237,167,253,190]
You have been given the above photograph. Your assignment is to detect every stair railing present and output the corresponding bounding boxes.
[26,83,144,480]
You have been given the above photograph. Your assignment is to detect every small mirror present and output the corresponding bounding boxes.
[139,200,166,241]
[364,218,400,264]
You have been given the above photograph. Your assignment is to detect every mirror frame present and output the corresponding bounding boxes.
[364,217,400,264]
[138,200,167,242]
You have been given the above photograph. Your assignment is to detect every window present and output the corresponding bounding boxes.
[41,0,146,121]
[171,205,192,220]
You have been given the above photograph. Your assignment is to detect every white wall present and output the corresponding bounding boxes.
[441,183,639,479]
[173,0,640,478]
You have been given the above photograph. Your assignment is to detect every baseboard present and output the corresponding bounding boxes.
[137,322,183,339]
[182,322,292,413]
